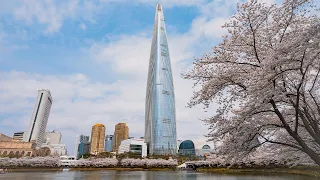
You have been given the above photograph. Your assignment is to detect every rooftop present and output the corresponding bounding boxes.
[94,124,105,127]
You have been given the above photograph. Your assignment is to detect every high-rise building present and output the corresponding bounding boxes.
[75,135,90,158]
[26,89,53,147]
[112,123,129,152]
[44,130,61,145]
[13,132,28,141]
[104,135,114,152]
[90,124,105,154]
[78,141,90,159]
[144,4,177,155]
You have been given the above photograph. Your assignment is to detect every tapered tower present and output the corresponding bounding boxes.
[145,4,177,155]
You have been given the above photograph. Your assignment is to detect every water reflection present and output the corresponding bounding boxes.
[0,171,319,180]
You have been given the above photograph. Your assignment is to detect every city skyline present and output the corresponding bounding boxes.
[0,1,239,154]
[145,4,177,155]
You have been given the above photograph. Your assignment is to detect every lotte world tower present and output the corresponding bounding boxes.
[145,4,177,155]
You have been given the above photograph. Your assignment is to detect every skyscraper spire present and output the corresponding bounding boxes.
[156,4,162,11]
[145,4,177,155]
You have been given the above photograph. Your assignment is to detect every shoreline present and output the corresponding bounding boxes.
[196,166,320,177]
[3,166,320,177]
[4,167,176,172]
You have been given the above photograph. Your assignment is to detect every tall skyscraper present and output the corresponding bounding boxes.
[104,135,114,152]
[90,124,105,154]
[112,123,129,152]
[26,89,53,147]
[145,4,177,155]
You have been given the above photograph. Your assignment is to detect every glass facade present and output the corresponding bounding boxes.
[76,135,90,159]
[178,140,196,156]
[145,4,177,155]
[77,141,90,159]
[202,145,211,149]
[104,135,114,152]
[130,144,143,155]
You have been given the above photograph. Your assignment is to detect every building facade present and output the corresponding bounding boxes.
[41,144,67,156]
[77,141,90,159]
[26,89,53,147]
[0,141,37,157]
[44,130,61,145]
[113,123,129,152]
[145,4,177,155]
[178,140,196,157]
[13,132,28,141]
[90,124,105,154]
[104,135,113,152]
[177,139,215,157]
[118,139,147,157]
[75,135,90,159]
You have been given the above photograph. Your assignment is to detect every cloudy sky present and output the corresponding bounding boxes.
[0,0,268,154]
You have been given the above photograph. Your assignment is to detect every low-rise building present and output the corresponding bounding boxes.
[178,140,196,156]
[118,139,147,157]
[42,144,67,156]
[0,133,13,142]
[60,155,77,166]
[0,141,37,157]
[177,139,216,158]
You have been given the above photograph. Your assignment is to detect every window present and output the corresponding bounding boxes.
[161,52,167,56]
[162,67,167,71]
[162,90,169,95]
[160,27,164,31]
[163,118,171,123]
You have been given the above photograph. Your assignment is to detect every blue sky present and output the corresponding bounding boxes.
[0,0,268,154]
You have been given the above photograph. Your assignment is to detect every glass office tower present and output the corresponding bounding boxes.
[145,4,177,155]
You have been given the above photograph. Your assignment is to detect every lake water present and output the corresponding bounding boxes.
[0,171,319,180]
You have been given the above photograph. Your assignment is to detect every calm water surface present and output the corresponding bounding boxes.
[0,171,319,180]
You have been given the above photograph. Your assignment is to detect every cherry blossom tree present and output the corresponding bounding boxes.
[0,157,60,167]
[184,0,320,165]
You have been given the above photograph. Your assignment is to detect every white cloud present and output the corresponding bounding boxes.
[79,23,87,31]
[7,0,237,34]
[8,0,204,34]
[90,33,151,76]
[190,17,228,39]
[13,0,78,34]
